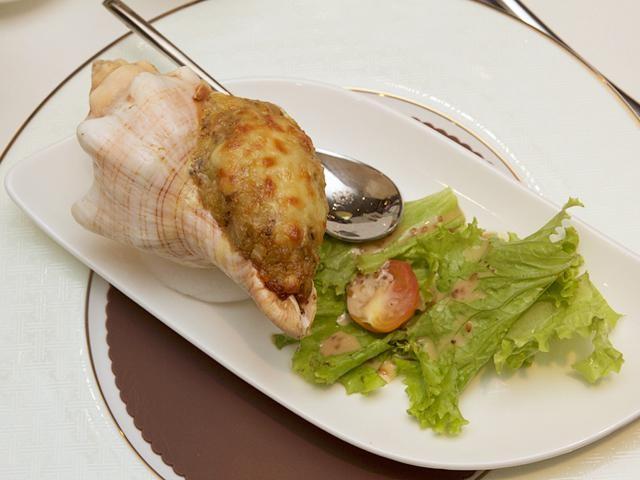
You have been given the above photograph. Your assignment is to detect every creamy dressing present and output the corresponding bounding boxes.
[430,287,447,304]
[450,274,485,302]
[421,315,474,358]
[336,312,352,326]
[365,207,462,252]
[319,331,361,356]
[377,360,397,383]
[463,240,489,262]
[405,210,462,239]
[421,337,439,359]
[449,332,468,348]
[449,320,474,349]
[347,263,394,322]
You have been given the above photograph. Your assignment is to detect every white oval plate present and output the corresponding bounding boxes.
[6,78,640,470]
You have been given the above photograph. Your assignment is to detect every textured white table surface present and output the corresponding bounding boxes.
[0,0,194,153]
[526,0,639,102]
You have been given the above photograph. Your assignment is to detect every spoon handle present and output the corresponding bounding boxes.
[103,0,232,95]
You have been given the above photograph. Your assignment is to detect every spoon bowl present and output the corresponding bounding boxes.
[318,150,402,241]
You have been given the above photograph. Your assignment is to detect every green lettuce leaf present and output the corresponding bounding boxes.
[357,188,465,275]
[338,352,391,395]
[297,188,470,388]
[284,192,623,436]
[495,273,623,383]
[390,187,465,240]
[272,334,298,350]
[314,238,358,297]
[292,312,399,384]
[315,288,347,318]
[573,316,623,383]
[396,350,469,434]
[401,201,583,434]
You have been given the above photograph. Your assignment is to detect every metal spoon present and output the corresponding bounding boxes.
[103,0,402,243]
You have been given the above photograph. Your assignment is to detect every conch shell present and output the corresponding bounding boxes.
[73,59,327,337]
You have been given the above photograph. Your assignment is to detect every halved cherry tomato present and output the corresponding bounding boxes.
[346,260,420,333]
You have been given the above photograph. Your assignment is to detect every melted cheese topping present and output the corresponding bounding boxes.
[320,332,361,356]
[189,89,327,301]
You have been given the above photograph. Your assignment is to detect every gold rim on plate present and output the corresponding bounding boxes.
[351,88,521,181]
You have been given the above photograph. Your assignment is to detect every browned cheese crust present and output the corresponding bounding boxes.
[189,85,327,302]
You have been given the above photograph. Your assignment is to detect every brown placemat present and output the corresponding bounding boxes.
[106,286,476,480]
